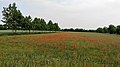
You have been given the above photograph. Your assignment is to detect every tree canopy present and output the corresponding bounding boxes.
[96,25,120,35]
[1,2,61,33]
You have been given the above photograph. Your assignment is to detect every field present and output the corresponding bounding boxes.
[0,30,56,36]
[0,32,120,67]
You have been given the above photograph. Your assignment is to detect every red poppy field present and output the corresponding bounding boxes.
[0,32,120,67]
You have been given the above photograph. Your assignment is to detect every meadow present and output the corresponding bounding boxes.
[0,32,120,67]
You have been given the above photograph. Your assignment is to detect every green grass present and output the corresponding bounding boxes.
[0,32,120,67]
[0,30,57,36]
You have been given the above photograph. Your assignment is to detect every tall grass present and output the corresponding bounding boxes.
[0,32,119,67]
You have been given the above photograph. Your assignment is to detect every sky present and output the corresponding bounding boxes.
[0,0,120,29]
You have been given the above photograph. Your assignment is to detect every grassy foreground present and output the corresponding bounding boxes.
[0,32,120,67]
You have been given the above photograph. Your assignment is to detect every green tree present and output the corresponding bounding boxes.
[21,16,26,30]
[1,3,23,33]
[103,27,108,33]
[96,27,103,33]
[47,20,54,31]
[108,25,116,34]
[40,18,47,30]
[32,18,41,30]
[24,16,32,33]
[53,23,60,31]
[0,24,4,30]
[32,17,38,31]
[1,2,61,33]
[116,25,120,34]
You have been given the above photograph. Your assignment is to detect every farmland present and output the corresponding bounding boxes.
[0,32,120,67]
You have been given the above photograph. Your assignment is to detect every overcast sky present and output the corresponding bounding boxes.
[0,0,120,29]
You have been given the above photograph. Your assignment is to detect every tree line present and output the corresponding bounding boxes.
[61,28,96,32]
[1,3,120,35]
[0,3,60,33]
[96,25,120,35]
[61,24,120,35]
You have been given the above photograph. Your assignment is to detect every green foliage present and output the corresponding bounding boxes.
[53,23,60,31]
[96,27,108,33]
[24,16,32,33]
[103,27,108,33]
[1,2,61,33]
[108,25,116,34]
[0,24,4,30]
[47,20,60,31]
[47,20,54,31]
[96,25,120,35]
[39,19,47,30]
[1,3,24,33]
[96,27,103,33]
[116,25,120,34]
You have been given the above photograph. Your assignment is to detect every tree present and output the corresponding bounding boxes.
[15,10,24,30]
[32,18,45,30]
[53,23,60,31]
[1,4,12,30]
[69,28,74,31]
[24,16,32,33]
[1,3,23,33]
[40,18,47,30]
[47,20,54,31]
[32,17,39,30]
[96,27,103,33]
[108,25,116,34]
[75,28,84,32]
[103,27,108,33]
[116,25,120,34]
[47,20,61,31]
[21,16,27,30]
[1,2,61,33]
[0,24,4,30]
